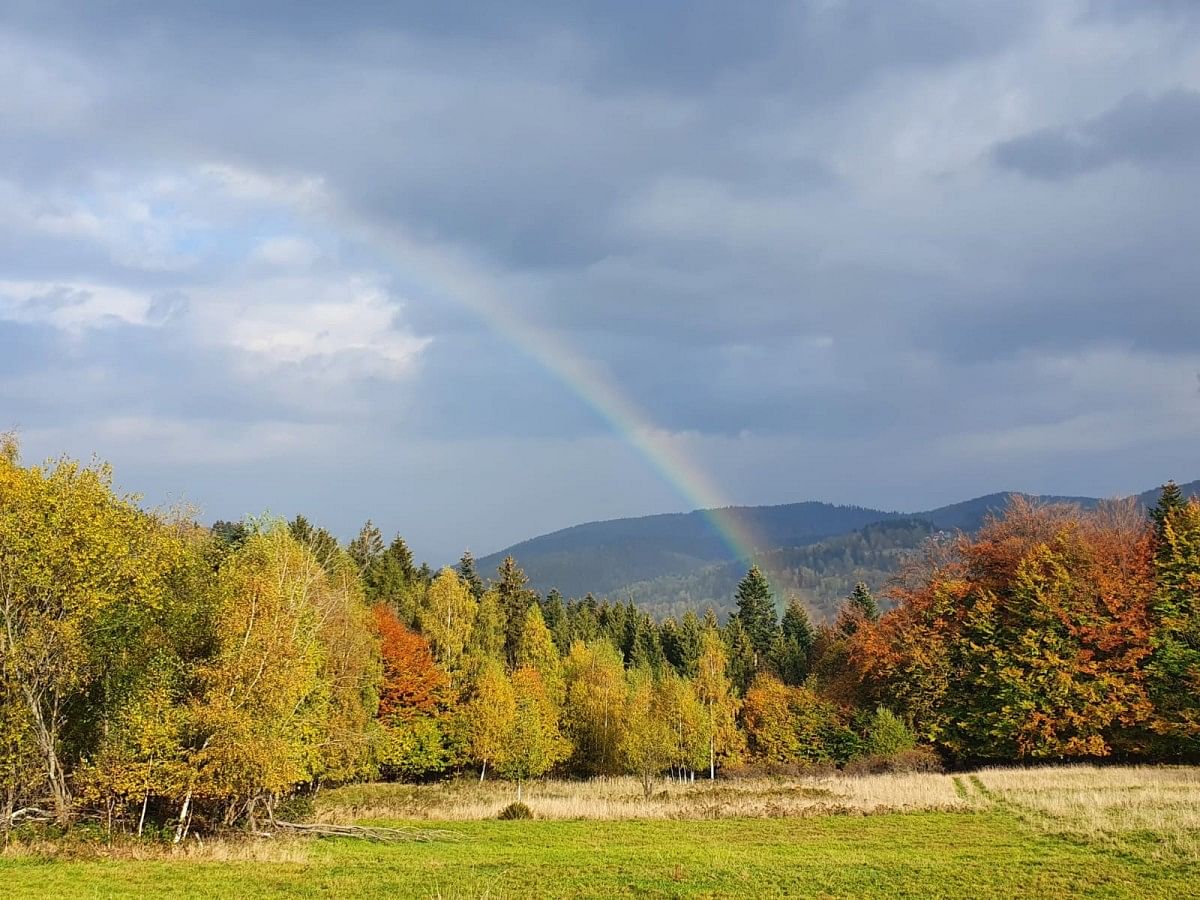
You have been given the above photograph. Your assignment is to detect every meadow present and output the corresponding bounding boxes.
[2,765,1198,898]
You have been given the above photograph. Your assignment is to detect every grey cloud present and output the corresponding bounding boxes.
[992,89,1200,180]
[1,2,1199,562]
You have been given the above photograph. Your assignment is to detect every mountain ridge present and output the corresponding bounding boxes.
[476,480,1200,615]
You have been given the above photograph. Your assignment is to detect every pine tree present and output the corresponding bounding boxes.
[722,617,757,695]
[849,582,880,620]
[1148,493,1200,753]
[387,536,417,583]
[732,565,778,667]
[838,582,880,634]
[626,609,666,672]
[496,556,537,667]
[540,589,570,653]
[661,616,699,677]
[458,550,485,600]
[774,598,815,685]
[1151,481,1188,563]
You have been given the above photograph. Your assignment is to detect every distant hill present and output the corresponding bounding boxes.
[476,480,1200,620]
[477,501,909,598]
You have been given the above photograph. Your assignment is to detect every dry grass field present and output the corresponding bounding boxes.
[315,770,969,822]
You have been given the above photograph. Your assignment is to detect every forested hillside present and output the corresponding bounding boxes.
[480,483,1200,617]
[625,519,937,622]
[477,502,910,598]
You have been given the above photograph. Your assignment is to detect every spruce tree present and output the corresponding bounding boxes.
[733,565,779,665]
[496,556,537,667]
[540,589,570,653]
[722,617,756,695]
[847,582,880,622]
[1148,490,1200,754]
[458,550,485,600]
[1151,481,1188,561]
[774,598,815,685]
[387,536,416,583]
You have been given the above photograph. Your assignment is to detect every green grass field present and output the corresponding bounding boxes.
[3,768,1198,898]
[2,812,1195,899]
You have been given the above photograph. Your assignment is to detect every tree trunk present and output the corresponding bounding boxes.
[137,791,149,837]
[480,760,487,784]
[516,779,522,802]
[173,790,192,844]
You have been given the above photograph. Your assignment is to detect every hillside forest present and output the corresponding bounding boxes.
[2,437,1199,836]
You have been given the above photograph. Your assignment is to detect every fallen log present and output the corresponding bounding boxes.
[3,807,55,826]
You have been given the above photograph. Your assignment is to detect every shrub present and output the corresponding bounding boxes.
[273,793,316,823]
[866,707,916,757]
[843,747,943,776]
[497,802,534,820]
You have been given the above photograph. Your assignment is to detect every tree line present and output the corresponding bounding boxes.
[1,437,1198,835]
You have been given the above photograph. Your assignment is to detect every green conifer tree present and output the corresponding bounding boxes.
[458,550,485,600]
[732,565,779,667]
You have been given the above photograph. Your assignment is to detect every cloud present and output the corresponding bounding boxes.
[0,280,159,331]
[992,88,1200,179]
[1,1,1199,563]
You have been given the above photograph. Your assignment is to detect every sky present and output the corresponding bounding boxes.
[2,1,1199,565]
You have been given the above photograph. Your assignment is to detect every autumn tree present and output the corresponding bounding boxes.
[860,499,1155,761]
[418,568,477,684]
[495,667,570,799]
[287,515,341,573]
[0,446,183,824]
[186,525,379,829]
[619,670,674,798]
[348,520,385,573]
[467,588,506,666]
[657,670,710,780]
[562,639,627,775]
[694,623,743,777]
[517,604,564,705]
[463,660,514,782]
[374,606,447,719]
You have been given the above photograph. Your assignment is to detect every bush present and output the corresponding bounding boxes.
[843,747,944,776]
[273,793,316,823]
[497,802,534,820]
[866,707,916,757]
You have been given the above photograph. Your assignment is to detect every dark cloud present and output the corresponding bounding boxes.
[0,1,1198,562]
[992,89,1200,180]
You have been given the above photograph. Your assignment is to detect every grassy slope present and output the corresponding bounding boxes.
[3,811,1196,899]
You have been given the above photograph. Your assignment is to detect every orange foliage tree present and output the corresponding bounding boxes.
[854,498,1155,761]
[373,605,448,720]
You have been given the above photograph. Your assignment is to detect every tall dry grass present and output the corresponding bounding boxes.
[0,834,311,863]
[317,772,969,823]
[971,764,1200,857]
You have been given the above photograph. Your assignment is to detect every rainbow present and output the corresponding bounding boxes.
[369,224,771,577]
